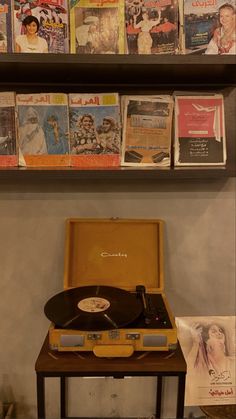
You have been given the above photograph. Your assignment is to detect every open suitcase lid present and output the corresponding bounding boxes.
[64,218,165,292]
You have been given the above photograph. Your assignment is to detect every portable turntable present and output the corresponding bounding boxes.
[45,218,177,357]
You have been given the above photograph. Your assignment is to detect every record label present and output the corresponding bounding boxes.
[78,297,110,313]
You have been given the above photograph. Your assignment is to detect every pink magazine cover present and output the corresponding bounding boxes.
[13,0,69,53]
[174,94,226,166]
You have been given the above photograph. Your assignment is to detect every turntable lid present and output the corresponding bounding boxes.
[64,218,165,292]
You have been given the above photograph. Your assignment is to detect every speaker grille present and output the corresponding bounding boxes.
[60,335,85,347]
[143,335,167,347]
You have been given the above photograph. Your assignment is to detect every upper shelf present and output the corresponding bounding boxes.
[0,54,235,87]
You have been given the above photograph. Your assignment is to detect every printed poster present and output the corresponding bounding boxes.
[176,316,236,406]
[174,94,226,166]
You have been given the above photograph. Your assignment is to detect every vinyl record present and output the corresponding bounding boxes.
[44,285,143,330]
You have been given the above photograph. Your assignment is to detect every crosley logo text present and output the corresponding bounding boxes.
[101,252,127,258]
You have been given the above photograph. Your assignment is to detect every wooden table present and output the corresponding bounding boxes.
[35,335,186,419]
[200,405,236,418]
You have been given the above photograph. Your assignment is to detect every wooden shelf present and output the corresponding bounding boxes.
[0,54,235,87]
[0,165,235,181]
[0,54,235,180]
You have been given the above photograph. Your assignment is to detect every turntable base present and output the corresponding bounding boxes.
[35,334,186,419]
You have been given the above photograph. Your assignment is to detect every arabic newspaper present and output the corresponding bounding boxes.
[13,0,69,53]
[16,93,70,167]
[176,316,236,406]
[69,93,121,167]
[0,92,17,167]
[121,95,173,166]
[174,94,226,166]
[70,0,124,53]
[125,0,179,54]
[0,0,13,52]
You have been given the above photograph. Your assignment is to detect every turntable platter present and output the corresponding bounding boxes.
[44,285,143,331]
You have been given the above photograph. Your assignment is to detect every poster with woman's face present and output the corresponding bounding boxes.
[176,316,236,406]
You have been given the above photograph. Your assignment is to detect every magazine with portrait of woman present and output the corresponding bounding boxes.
[176,316,236,406]
[13,0,69,53]
[182,0,235,54]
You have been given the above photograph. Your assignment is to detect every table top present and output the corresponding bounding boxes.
[35,334,187,377]
[200,405,236,419]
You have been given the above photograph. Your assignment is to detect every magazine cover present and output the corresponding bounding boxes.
[70,0,124,53]
[183,0,236,54]
[13,0,69,53]
[0,92,17,167]
[174,94,226,166]
[121,95,173,166]
[125,0,179,54]
[16,93,70,167]
[176,316,236,406]
[69,93,121,167]
[0,0,13,52]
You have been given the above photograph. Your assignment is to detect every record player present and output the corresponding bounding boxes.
[45,218,177,357]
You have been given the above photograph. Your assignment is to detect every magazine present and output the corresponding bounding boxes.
[0,0,12,52]
[121,95,173,166]
[176,316,236,406]
[13,0,69,53]
[182,0,236,54]
[174,94,226,166]
[0,92,17,167]
[125,0,179,54]
[70,0,124,54]
[69,93,121,167]
[16,93,70,167]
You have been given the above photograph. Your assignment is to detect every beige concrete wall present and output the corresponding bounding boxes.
[0,177,235,418]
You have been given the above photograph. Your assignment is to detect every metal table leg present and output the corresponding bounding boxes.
[37,374,45,419]
[176,373,186,419]
[60,376,66,419]
[156,376,163,418]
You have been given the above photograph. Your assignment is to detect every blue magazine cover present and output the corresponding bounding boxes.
[17,93,70,166]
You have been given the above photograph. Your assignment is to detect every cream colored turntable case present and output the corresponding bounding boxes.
[48,218,177,357]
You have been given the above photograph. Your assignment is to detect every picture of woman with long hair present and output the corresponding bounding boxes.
[205,3,236,54]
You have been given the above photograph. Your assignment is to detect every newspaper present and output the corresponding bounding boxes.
[121,95,173,166]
